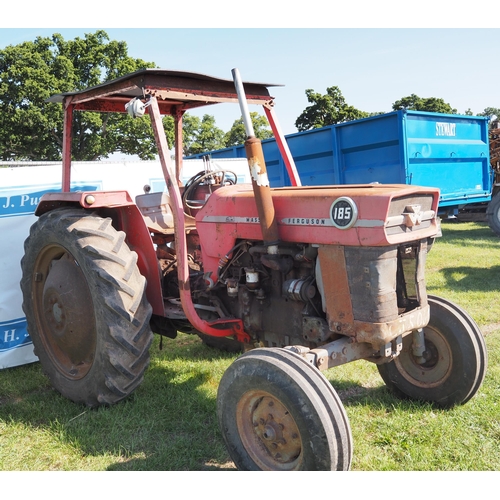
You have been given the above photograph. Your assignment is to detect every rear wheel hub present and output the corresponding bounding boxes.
[35,249,97,379]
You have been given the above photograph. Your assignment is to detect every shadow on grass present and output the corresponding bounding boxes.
[437,220,499,249]
[334,380,437,411]
[0,338,409,471]
[428,265,500,293]
[0,335,458,471]
[0,337,239,470]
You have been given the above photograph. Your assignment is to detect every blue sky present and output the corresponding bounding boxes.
[1,25,498,136]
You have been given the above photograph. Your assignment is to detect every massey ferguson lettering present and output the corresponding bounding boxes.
[281,217,329,226]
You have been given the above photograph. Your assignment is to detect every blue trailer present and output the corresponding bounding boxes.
[189,110,492,216]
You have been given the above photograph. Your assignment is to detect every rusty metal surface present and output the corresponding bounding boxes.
[244,136,279,246]
[148,97,249,342]
[317,245,354,334]
[62,102,74,192]
[316,242,430,351]
[490,124,500,180]
[236,389,302,470]
[46,66,441,356]
[35,191,135,216]
[345,246,399,323]
[293,337,377,371]
[352,304,430,348]
[34,249,96,379]
[288,303,429,371]
[35,191,165,316]
[47,69,280,113]
[302,317,332,343]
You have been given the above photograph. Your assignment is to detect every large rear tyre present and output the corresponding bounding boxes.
[487,191,500,237]
[217,348,352,470]
[20,208,153,407]
[377,295,487,408]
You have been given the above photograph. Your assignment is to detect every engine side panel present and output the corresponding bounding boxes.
[196,183,440,279]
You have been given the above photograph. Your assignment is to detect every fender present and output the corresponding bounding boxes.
[35,191,164,315]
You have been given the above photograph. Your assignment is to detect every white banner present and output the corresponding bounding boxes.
[0,158,249,369]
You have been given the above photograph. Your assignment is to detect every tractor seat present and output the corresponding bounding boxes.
[135,192,196,234]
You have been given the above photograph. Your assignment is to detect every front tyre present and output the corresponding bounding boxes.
[377,295,487,408]
[20,208,153,407]
[217,348,352,470]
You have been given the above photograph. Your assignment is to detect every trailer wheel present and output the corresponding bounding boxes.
[377,295,487,408]
[20,208,153,407]
[487,191,500,237]
[217,348,352,470]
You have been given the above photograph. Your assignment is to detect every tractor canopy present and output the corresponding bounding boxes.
[47,68,290,192]
[46,68,281,114]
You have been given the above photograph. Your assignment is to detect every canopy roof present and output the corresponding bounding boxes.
[47,68,282,115]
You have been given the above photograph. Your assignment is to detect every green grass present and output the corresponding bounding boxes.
[1,220,499,471]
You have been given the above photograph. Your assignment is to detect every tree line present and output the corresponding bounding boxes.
[1,30,498,162]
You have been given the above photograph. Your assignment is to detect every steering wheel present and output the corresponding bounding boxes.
[182,170,237,212]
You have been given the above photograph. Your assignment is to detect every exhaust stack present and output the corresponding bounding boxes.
[232,68,279,253]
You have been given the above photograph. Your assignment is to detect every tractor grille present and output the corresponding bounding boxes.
[385,194,436,236]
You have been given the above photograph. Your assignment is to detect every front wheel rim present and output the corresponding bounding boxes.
[236,389,303,470]
[395,327,452,388]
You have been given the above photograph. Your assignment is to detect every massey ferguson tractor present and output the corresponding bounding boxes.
[20,68,487,471]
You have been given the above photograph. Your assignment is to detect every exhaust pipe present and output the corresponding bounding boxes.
[232,68,279,254]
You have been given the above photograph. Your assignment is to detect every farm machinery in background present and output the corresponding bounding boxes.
[486,120,500,235]
[20,68,487,471]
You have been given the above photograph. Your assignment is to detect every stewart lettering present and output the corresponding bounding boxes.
[436,122,456,137]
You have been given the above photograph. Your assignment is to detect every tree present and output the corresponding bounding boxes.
[392,94,457,114]
[480,107,500,118]
[181,114,226,156]
[479,107,500,128]
[224,112,274,147]
[162,115,176,153]
[295,86,368,132]
[0,30,156,161]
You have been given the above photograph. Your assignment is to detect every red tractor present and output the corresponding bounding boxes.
[21,68,487,471]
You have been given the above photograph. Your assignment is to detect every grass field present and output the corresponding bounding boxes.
[0,220,499,472]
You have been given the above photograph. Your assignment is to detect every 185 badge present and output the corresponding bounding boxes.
[330,197,358,229]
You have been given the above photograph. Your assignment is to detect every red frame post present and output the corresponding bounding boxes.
[147,97,249,343]
[62,98,74,192]
[174,107,184,182]
[264,106,302,187]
